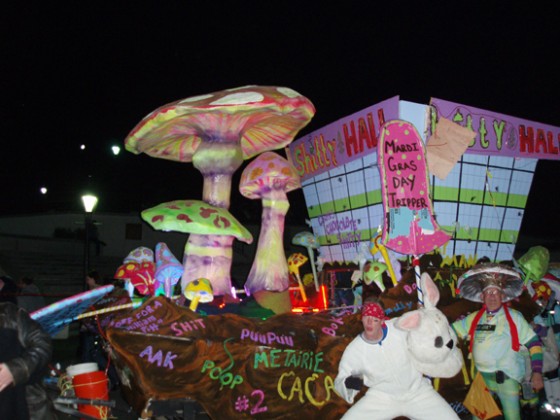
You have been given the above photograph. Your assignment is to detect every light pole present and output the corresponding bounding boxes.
[82,194,98,291]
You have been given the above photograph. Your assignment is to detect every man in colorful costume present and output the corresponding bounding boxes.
[334,298,458,419]
[453,263,544,420]
[518,245,560,405]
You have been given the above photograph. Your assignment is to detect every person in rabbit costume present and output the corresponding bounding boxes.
[334,273,462,419]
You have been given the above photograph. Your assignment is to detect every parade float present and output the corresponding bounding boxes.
[287,96,558,265]
[35,85,559,419]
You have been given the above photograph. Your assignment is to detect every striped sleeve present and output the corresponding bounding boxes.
[526,335,543,374]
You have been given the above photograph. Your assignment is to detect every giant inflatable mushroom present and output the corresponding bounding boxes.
[125,86,315,209]
[141,200,253,296]
[240,152,301,294]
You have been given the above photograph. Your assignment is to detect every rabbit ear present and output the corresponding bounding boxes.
[395,310,421,331]
[421,272,440,309]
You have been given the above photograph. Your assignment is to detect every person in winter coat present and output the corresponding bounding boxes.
[0,275,18,305]
[0,301,57,419]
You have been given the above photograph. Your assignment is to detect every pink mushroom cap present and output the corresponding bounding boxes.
[239,152,301,199]
[124,85,315,162]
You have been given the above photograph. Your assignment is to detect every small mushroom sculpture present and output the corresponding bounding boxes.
[239,152,301,294]
[184,278,214,312]
[354,242,371,273]
[114,246,156,297]
[363,260,388,292]
[292,231,320,291]
[370,234,399,286]
[517,245,550,284]
[287,252,309,302]
[141,200,253,296]
[154,242,183,298]
[125,86,315,209]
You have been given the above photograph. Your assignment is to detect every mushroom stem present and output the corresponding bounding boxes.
[306,247,319,292]
[189,294,201,312]
[124,279,135,298]
[164,278,172,298]
[181,234,235,296]
[193,138,244,208]
[293,272,308,302]
[374,235,398,286]
[244,189,290,293]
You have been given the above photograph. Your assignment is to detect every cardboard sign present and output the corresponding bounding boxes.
[378,120,451,255]
[427,117,475,180]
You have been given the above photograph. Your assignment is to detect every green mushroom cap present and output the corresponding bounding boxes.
[141,200,253,244]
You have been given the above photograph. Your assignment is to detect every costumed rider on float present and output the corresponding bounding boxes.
[452,263,544,420]
[334,298,459,419]
[524,279,560,409]
[517,245,560,407]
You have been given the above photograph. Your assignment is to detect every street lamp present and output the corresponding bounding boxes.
[82,194,98,290]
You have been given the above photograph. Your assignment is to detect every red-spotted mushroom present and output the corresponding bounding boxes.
[239,152,301,294]
[114,247,156,297]
[141,200,253,296]
[125,86,315,209]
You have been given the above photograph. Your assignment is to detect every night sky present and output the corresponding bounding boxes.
[1,3,559,243]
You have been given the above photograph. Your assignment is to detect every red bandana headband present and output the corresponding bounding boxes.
[362,303,387,320]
